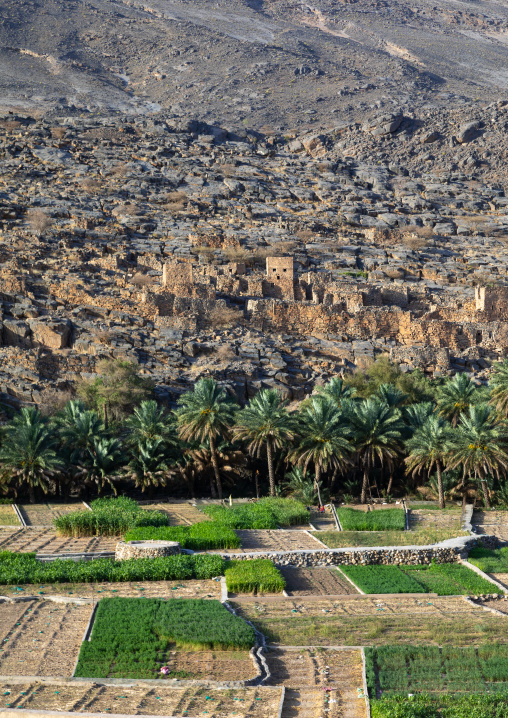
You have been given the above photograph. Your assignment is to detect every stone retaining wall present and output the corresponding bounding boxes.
[218,536,498,568]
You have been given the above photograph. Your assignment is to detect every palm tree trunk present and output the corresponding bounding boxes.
[28,482,35,504]
[480,474,491,509]
[361,459,369,504]
[329,465,339,493]
[387,473,394,496]
[436,462,445,509]
[267,439,276,497]
[315,463,323,507]
[209,434,223,501]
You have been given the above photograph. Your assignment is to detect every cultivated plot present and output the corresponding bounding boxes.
[232,530,322,553]
[280,567,360,596]
[0,683,281,717]
[281,687,366,718]
[0,599,92,676]
[0,505,20,527]
[18,503,87,527]
[473,511,508,541]
[0,528,118,554]
[140,502,209,526]
[0,579,222,601]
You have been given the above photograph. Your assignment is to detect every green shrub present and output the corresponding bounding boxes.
[0,550,225,584]
[54,497,168,537]
[225,559,286,594]
[340,565,425,594]
[125,521,240,550]
[468,546,508,574]
[75,597,256,678]
[203,498,309,529]
[337,508,405,531]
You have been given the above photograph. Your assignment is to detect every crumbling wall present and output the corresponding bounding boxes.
[475,286,508,321]
[265,256,295,300]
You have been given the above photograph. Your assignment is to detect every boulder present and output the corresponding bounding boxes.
[28,317,71,349]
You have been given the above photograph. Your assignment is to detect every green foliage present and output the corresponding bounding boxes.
[340,565,426,594]
[343,358,437,404]
[75,598,255,678]
[340,562,502,595]
[125,521,241,550]
[368,645,508,706]
[225,558,286,593]
[54,496,168,537]
[371,693,508,718]
[202,497,309,529]
[468,546,508,573]
[0,550,225,584]
[337,507,405,531]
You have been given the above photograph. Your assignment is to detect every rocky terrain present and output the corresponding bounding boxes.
[0,97,508,406]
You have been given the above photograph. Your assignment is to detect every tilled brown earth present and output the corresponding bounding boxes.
[232,531,322,553]
[0,683,281,717]
[473,511,508,541]
[408,509,463,532]
[140,502,209,526]
[269,648,366,718]
[18,503,87,527]
[0,579,222,601]
[0,528,118,554]
[280,568,360,596]
[0,600,92,676]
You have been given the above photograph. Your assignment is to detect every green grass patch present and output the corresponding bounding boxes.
[0,550,225,584]
[339,563,502,595]
[125,522,240,550]
[317,529,468,548]
[402,564,502,596]
[225,559,286,594]
[75,597,256,678]
[371,693,508,718]
[54,497,168,537]
[202,498,309,529]
[366,644,508,700]
[468,547,508,574]
[337,508,405,531]
[340,565,425,594]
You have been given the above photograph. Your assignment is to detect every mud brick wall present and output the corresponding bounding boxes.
[476,286,508,320]
[265,256,295,300]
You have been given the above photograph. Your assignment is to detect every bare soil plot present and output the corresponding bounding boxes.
[232,596,503,647]
[0,682,281,717]
[18,503,88,527]
[473,510,508,541]
[140,502,209,525]
[158,648,257,682]
[0,579,222,601]
[268,649,366,718]
[280,567,360,596]
[0,599,92,676]
[0,528,118,554]
[0,505,19,527]
[281,687,365,718]
[232,530,323,553]
[491,573,508,591]
[408,509,463,532]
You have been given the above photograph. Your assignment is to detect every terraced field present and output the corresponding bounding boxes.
[280,567,360,596]
[232,531,323,553]
[140,502,209,526]
[0,528,118,554]
[18,503,88,527]
[473,511,508,542]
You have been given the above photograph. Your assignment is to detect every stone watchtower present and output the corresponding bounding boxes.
[266,256,294,300]
[475,286,508,320]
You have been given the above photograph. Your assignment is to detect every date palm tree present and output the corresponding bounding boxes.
[489,359,508,417]
[175,378,236,500]
[403,401,435,434]
[125,400,174,443]
[349,399,405,503]
[55,400,105,465]
[376,383,408,408]
[405,415,453,508]
[0,408,63,503]
[290,397,351,507]
[234,388,296,497]
[84,437,123,496]
[127,438,169,494]
[436,373,476,426]
[447,404,508,508]
[315,377,355,407]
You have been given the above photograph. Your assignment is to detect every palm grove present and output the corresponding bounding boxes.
[2,357,508,509]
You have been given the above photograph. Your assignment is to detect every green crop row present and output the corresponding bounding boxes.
[202,498,309,529]
[125,521,241,550]
[337,507,405,531]
[54,497,168,537]
[340,563,502,596]
[340,565,425,594]
[75,597,256,679]
[225,559,286,594]
[0,550,225,584]
[468,546,508,574]
[371,693,508,718]
[366,645,508,700]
